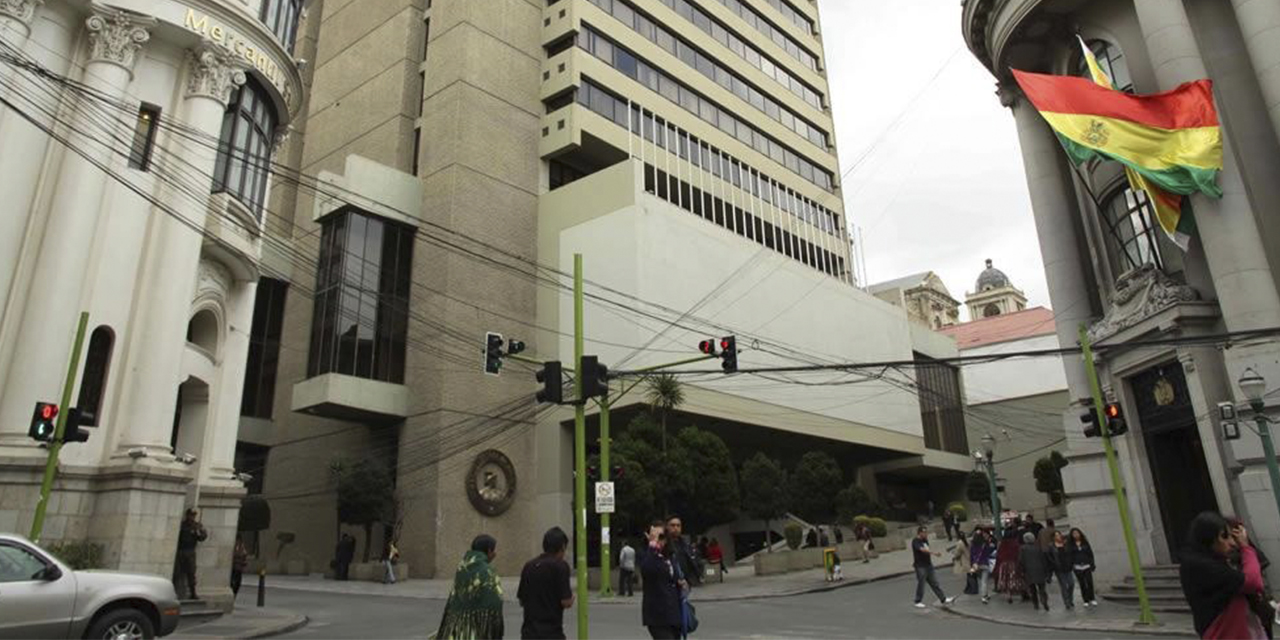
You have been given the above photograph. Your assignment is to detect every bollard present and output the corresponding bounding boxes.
[257,568,265,607]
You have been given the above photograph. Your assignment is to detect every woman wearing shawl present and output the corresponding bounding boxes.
[437,535,505,639]
[994,521,1025,603]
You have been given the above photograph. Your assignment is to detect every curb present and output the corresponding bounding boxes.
[939,606,1191,637]
[245,614,310,639]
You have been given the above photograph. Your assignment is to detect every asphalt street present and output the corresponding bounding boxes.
[253,572,1152,639]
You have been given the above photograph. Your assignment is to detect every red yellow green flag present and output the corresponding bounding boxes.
[1012,55,1223,250]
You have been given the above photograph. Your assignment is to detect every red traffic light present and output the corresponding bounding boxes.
[720,338,731,350]
[41,404,58,421]
[1105,403,1121,419]
[698,339,716,355]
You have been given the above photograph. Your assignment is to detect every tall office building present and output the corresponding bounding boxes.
[253,0,974,578]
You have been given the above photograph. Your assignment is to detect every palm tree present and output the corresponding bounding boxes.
[644,373,685,452]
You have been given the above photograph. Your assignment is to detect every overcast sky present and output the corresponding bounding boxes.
[817,0,1050,319]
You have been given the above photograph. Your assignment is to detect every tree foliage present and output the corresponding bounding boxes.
[966,470,992,508]
[787,451,843,525]
[671,426,739,531]
[331,457,395,561]
[644,374,685,452]
[740,452,787,552]
[835,483,882,523]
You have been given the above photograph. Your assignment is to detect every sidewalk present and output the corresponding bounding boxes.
[168,606,308,640]
[941,590,1196,637]
[253,548,937,604]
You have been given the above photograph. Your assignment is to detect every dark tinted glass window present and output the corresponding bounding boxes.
[241,278,288,418]
[213,79,277,217]
[260,0,302,53]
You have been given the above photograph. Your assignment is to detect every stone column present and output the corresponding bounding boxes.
[114,43,245,457]
[1133,0,1280,333]
[0,7,153,451]
[1230,0,1280,149]
[0,0,43,119]
[201,278,256,486]
[1004,83,1095,400]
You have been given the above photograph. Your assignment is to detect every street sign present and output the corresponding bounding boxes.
[595,481,615,514]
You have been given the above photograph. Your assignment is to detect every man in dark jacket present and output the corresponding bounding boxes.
[641,522,683,639]
[1018,532,1050,611]
[665,515,700,587]
[175,508,207,599]
[334,533,356,581]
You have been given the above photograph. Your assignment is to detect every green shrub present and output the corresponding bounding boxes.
[783,523,803,550]
[45,540,104,570]
[947,502,968,522]
[852,515,888,537]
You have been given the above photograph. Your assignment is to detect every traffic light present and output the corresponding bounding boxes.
[612,464,624,480]
[719,336,738,373]
[698,339,716,355]
[60,408,93,444]
[1104,402,1128,436]
[28,402,58,442]
[484,332,504,375]
[580,355,608,400]
[1080,407,1101,438]
[536,361,563,404]
[507,339,526,356]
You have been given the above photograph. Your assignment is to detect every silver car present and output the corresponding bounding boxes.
[0,533,181,639]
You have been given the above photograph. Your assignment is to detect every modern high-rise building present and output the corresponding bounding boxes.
[248,0,978,579]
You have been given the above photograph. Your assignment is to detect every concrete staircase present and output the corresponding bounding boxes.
[1103,564,1191,614]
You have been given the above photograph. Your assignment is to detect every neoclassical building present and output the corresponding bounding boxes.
[869,271,962,329]
[963,0,1280,584]
[0,0,305,609]
[965,259,1027,320]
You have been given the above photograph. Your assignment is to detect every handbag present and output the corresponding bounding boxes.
[964,572,980,595]
[682,600,699,635]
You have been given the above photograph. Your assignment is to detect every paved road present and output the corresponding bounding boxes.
[256,573,1153,639]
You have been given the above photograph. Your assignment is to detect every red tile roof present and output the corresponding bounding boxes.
[937,307,1057,349]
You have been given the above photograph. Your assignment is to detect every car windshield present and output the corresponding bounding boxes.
[0,544,47,582]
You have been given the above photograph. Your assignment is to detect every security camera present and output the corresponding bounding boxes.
[127,448,148,459]
[178,452,197,465]
[235,472,253,483]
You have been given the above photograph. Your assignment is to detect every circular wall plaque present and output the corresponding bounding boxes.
[466,449,516,517]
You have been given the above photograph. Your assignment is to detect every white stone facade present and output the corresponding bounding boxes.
[963,0,1280,585]
[0,0,303,610]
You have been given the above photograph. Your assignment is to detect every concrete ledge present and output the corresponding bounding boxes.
[171,607,309,640]
[291,373,408,422]
[940,602,1195,637]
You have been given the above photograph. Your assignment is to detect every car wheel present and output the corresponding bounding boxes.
[85,607,155,640]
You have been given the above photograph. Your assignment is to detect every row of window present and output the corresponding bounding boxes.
[307,209,414,385]
[644,164,845,278]
[575,80,840,235]
[914,354,968,456]
[583,0,823,114]
[759,0,814,35]
[576,34,834,191]
[582,1,826,148]
[694,0,818,70]
[259,0,302,54]
[212,79,278,217]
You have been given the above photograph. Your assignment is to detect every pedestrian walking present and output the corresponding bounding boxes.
[952,531,971,576]
[436,535,504,639]
[1180,511,1267,639]
[805,528,818,549]
[666,515,700,587]
[174,508,207,600]
[1019,532,1050,611]
[1037,518,1058,552]
[970,528,997,604]
[1227,516,1276,639]
[1023,514,1043,539]
[333,533,356,581]
[855,522,874,563]
[1068,527,1098,607]
[640,521,684,639]
[835,527,844,545]
[911,526,956,609]
[518,527,573,639]
[942,509,956,542]
[1048,530,1076,610]
[994,523,1025,603]
[382,539,400,584]
[619,540,637,597]
[230,537,248,599]
[706,537,726,578]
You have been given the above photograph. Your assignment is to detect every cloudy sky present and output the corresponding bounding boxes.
[817,0,1050,319]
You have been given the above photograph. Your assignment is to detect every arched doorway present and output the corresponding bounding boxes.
[170,377,210,459]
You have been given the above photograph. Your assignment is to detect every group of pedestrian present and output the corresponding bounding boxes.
[959,514,1096,613]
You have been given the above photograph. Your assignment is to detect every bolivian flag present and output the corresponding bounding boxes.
[1013,49,1223,250]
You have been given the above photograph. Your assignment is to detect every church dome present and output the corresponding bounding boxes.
[976,259,1011,292]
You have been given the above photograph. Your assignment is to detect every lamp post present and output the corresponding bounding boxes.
[1238,368,1280,524]
[981,433,1002,539]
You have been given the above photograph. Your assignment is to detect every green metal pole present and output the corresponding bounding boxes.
[599,395,612,597]
[573,254,589,639]
[29,311,90,542]
[1079,325,1155,625]
[1250,403,1280,525]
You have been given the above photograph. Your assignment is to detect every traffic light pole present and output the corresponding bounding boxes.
[598,393,612,598]
[573,254,589,640]
[1079,325,1155,625]
[29,311,89,542]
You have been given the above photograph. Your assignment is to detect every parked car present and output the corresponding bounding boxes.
[0,533,181,639]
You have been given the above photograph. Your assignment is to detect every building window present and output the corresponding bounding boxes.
[308,209,413,384]
[1102,188,1163,272]
[75,326,113,426]
[128,104,160,171]
[914,353,968,455]
[983,303,1000,318]
[213,78,277,218]
[259,0,302,53]
[241,278,288,419]
[1076,39,1133,92]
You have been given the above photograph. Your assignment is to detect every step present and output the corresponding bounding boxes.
[1102,592,1189,607]
[179,599,223,624]
[1122,574,1181,584]
[1111,582,1184,593]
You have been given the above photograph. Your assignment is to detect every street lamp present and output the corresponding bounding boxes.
[980,434,1002,539]
[1237,368,1280,525]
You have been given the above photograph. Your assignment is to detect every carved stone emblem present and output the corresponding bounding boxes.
[1088,264,1200,342]
[1153,376,1176,407]
[84,5,154,74]
[466,450,516,517]
[0,0,43,26]
[1084,120,1109,148]
[195,259,232,303]
[185,42,247,104]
